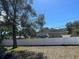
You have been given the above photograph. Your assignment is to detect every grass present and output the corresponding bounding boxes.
[16,38,49,42]
[6,46,79,59]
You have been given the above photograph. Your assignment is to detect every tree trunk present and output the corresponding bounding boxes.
[12,0,17,49]
[12,24,17,49]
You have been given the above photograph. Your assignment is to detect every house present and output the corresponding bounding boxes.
[37,28,68,38]
[62,35,71,38]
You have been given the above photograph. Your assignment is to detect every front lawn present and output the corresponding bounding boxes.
[6,46,79,59]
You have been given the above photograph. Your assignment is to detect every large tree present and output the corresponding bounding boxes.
[0,0,36,48]
[66,22,73,34]
[20,14,45,37]
[66,20,79,36]
[0,0,45,48]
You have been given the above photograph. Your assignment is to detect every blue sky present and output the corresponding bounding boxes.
[33,0,79,29]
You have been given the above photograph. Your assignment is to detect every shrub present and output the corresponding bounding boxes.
[4,50,47,59]
[0,39,7,59]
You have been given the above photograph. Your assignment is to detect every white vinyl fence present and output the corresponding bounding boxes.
[2,37,79,46]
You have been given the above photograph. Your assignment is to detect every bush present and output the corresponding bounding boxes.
[0,38,7,59]
[0,46,7,59]
[4,50,47,59]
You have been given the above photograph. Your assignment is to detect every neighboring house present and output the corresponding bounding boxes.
[71,27,79,37]
[48,31,67,38]
[37,28,67,38]
[62,35,71,38]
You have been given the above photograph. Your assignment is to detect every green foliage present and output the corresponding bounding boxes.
[0,34,7,59]
[33,14,45,30]
[0,0,45,49]
[66,20,79,36]
[0,0,35,48]
[0,45,7,58]
[66,22,73,34]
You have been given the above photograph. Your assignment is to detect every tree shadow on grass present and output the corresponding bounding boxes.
[4,50,48,59]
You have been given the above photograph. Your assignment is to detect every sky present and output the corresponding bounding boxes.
[33,0,79,29]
